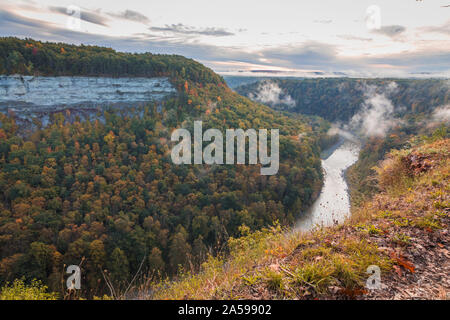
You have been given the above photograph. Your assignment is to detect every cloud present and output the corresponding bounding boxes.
[0,8,226,56]
[49,6,109,27]
[431,104,450,124]
[337,35,372,42]
[365,48,450,72]
[0,8,51,29]
[108,10,150,24]
[258,41,338,68]
[314,19,332,24]
[149,23,234,37]
[248,80,295,108]
[0,6,448,78]
[327,125,359,144]
[372,25,406,38]
[421,20,450,35]
[350,82,401,137]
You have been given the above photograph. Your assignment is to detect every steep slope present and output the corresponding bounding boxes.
[236,78,449,122]
[236,77,449,206]
[0,39,329,297]
[0,37,223,86]
[152,133,449,300]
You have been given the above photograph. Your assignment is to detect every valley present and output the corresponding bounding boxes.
[0,38,327,298]
[295,136,360,232]
[0,37,448,300]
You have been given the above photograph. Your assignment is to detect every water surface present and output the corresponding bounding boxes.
[295,138,360,232]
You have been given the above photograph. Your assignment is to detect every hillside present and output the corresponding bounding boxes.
[151,132,449,300]
[236,78,449,122]
[0,37,223,87]
[235,77,449,206]
[1,38,448,301]
[0,39,329,298]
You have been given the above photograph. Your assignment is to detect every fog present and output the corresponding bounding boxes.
[350,81,401,137]
[248,81,295,108]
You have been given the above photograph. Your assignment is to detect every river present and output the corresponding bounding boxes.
[295,136,361,232]
[1,75,361,232]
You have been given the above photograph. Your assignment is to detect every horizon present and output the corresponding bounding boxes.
[0,1,449,304]
[1,0,449,78]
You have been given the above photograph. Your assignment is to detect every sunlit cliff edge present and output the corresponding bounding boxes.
[149,132,449,300]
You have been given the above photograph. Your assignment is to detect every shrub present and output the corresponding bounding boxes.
[0,279,58,300]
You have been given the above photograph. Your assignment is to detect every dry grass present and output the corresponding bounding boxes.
[149,137,449,300]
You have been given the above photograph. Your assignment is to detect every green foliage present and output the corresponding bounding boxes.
[108,248,129,285]
[0,279,58,300]
[264,270,284,292]
[239,79,449,206]
[237,78,449,122]
[0,39,326,297]
[292,262,335,293]
[0,37,223,87]
[392,233,411,246]
[355,224,383,236]
[149,136,448,300]
[414,214,442,230]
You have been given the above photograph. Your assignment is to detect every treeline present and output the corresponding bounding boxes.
[0,39,329,297]
[0,37,223,87]
[347,121,449,206]
[237,77,449,206]
[236,78,449,122]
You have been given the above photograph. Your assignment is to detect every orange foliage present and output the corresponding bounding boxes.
[390,252,415,273]
[0,129,6,140]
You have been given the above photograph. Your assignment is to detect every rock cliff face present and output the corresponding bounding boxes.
[0,75,176,125]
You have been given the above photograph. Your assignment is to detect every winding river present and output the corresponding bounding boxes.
[1,75,362,233]
[295,136,361,232]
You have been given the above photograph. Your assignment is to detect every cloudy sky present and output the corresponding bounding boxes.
[1,0,449,77]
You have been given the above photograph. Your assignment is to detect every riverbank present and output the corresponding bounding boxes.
[295,135,361,231]
[149,136,449,300]
[320,134,345,160]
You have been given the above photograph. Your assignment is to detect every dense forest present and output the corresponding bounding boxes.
[152,130,449,300]
[0,38,329,297]
[236,78,449,122]
[0,37,222,88]
[237,78,449,203]
[347,121,448,206]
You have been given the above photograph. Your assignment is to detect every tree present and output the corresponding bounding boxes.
[148,247,165,274]
[28,242,54,280]
[107,247,129,285]
[168,228,191,273]
[89,240,106,269]
[192,236,207,267]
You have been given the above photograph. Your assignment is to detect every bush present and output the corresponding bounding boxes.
[0,279,58,300]
[374,150,411,192]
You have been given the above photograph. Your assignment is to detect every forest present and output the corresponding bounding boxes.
[0,37,223,88]
[237,77,449,204]
[236,78,449,122]
[0,38,329,297]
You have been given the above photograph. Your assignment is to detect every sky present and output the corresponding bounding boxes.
[1,0,449,77]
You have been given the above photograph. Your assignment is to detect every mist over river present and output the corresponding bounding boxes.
[0,74,362,233]
[295,136,361,232]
